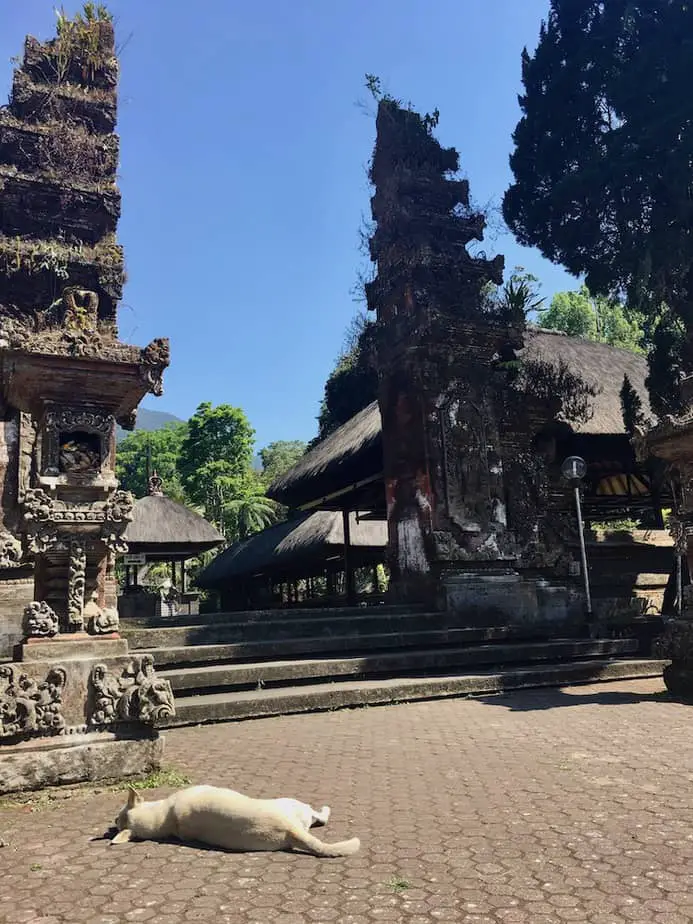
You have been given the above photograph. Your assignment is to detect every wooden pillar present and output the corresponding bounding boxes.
[343,508,356,606]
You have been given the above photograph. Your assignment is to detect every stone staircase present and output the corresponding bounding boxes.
[119,605,665,727]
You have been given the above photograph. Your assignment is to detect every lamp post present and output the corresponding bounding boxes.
[561,455,592,619]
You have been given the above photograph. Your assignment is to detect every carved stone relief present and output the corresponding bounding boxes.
[88,655,175,727]
[24,600,59,638]
[21,487,134,557]
[62,287,99,332]
[0,531,23,569]
[0,664,67,738]
[83,590,119,635]
[67,541,87,631]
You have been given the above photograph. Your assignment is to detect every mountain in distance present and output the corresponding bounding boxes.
[115,408,183,442]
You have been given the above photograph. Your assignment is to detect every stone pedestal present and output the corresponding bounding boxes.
[0,634,174,794]
[441,568,583,631]
[0,730,164,794]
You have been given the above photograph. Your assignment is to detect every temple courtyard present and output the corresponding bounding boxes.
[0,677,691,924]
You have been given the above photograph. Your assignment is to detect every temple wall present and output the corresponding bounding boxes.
[0,571,34,658]
[0,412,21,533]
[586,531,673,618]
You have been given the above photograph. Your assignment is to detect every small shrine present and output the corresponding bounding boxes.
[0,10,175,791]
[119,472,223,621]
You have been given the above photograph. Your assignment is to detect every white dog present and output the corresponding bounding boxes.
[112,785,360,858]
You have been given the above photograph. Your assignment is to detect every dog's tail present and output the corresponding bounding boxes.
[288,824,360,858]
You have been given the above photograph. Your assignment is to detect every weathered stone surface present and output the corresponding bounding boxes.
[0,11,169,645]
[0,575,34,658]
[23,599,59,637]
[0,730,163,793]
[21,635,128,662]
[366,100,575,608]
[4,648,174,732]
[441,570,583,628]
[0,662,67,738]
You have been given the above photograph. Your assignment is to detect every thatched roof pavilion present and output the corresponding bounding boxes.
[268,328,661,519]
[123,492,224,561]
[120,472,223,610]
[198,510,386,609]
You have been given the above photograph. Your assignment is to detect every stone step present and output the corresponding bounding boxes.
[162,658,666,727]
[161,638,639,694]
[135,624,566,668]
[120,603,426,630]
[122,611,465,650]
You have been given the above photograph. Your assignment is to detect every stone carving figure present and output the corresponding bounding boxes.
[59,436,100,474]
[90,663,122,725]
[88,656,175,727]
[24,600,59,638]
[130,654,175,724]
[0,664,66,737]
[84,590,120,635]
[35,667,67,733]
[62,287,99,332]
[67,541,87,631]
[0,531,23,569]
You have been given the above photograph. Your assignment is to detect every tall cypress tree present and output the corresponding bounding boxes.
[503,1,693,409]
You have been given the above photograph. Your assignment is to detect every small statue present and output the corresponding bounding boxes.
[59,437,100,473]
[147,470,164,496]
[158,579,179,618]
[84,590,120,635]
[24,601,59,638]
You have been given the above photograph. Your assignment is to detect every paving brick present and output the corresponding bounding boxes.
[0,678,691,923]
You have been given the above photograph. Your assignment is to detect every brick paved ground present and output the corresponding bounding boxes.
[1,677,693,924]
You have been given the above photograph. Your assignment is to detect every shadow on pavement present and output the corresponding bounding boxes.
[474,686,674,712]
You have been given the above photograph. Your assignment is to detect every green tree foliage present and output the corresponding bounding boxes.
[177,402,255,510]
[116,423,187,500]
[503,1,693,407]
[620,374,646,435]
[115,402,299,552]
[259,441,307,485]
[316,312,379,441]
[539,286,645,353]
[645,308,688,417]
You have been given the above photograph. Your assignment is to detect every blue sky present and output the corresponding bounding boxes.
[1,1,578,450]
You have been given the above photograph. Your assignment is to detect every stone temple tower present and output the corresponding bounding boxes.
[0,8,174,789]
[367,99,572,621]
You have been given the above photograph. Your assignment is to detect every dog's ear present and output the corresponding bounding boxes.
[111,828,133,845]
[127,787,143,809]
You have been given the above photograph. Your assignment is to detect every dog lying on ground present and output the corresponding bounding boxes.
[111,785,360,857]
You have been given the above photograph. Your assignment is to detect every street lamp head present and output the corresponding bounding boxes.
[561,455,587,483]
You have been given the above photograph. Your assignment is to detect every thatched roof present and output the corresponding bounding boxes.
[123,494,224,557]
[268,328,652,509]
[267,400,384,511]
[521,328,652,434]
[198,511,387,588]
